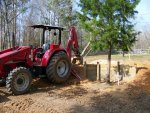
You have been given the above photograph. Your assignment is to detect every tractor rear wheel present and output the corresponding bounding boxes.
[46,51,71,83]
[6,67,32,95]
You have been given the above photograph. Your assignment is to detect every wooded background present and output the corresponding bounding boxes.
[0,0,88,50]
[0,0,149,51]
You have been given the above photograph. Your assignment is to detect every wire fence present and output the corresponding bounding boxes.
[118,49,150,55]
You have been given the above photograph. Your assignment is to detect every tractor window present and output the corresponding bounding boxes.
[26,27,60,48]
[45,29,59,45]
[45,30,51,44]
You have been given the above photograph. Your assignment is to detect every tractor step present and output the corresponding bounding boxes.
[39,74,46,78]
[0,78,6,86]
[0,79,3,83]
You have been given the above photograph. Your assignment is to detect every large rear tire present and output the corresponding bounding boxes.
[6,67,32,95]
[46,51,71,83]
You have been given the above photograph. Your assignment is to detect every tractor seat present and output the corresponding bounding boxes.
[42,43,50,53]
[36,43,50,58]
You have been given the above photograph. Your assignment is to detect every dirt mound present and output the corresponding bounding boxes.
[128,68,150,93]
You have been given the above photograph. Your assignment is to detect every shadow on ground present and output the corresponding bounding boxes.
[0,90,10,103]
[29,64,84,94]
[29,74,81,94]
[69,69,150,113]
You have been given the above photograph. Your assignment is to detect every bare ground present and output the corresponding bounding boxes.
[0,65,150,113]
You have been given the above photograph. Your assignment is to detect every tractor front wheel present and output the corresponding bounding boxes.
[6,67,32,95]
[46,52,71,83]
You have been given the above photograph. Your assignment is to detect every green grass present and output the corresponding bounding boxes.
[85,54,150,63]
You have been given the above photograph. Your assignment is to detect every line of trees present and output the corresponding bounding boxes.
[0,0,29,49]
[0,0,85,50]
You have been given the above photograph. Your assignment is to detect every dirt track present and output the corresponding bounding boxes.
[0,65,150,113]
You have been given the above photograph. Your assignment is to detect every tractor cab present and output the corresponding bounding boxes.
[30,25,64,58]
[30,25,64,60]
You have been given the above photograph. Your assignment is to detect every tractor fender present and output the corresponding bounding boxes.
[41,48,67,67]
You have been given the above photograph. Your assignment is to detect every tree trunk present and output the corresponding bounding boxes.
[12,0,17,47]
[12,32,15,47]
[0,10,2,50]
[106,45,112,83]
[6,15,11,48]
[2,0,11,48]
[3,17,5,49]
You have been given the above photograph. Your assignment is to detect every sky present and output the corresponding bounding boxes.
[135,0,150,31]
[74,0,150,32]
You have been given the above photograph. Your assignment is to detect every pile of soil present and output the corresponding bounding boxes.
[129,68,150,93]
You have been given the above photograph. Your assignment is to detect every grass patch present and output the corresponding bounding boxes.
[85,54,150,63]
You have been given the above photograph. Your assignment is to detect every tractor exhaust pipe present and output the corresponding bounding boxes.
[12,32,16,48]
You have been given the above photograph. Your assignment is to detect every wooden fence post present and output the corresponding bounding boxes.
[99,64,101,82]
[97,62,101,82]
[84,61,87,78]
[117,61,120,75]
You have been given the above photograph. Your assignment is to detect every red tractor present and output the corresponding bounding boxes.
[0,25,82,95]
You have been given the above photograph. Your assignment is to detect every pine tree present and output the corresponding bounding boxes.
[78,0,140,83]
